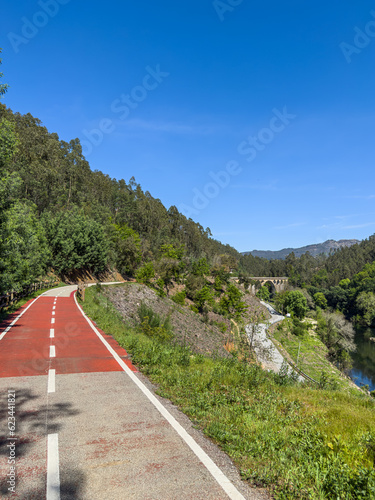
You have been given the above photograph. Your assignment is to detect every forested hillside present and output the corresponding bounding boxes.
[241,236,375,285]
[0,101,242,294]
[2,96,375,298]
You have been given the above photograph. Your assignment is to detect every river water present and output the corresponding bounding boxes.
[349,327,375,391]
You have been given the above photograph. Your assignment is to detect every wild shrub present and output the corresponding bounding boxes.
[211,320,228,334]
[171,290,186,305]
[292,316,309,337]
[318,370,339,390]
[155,278,166,297]
[185,274,206,300]
[135,262,155,286]
[194,285,214,312]
[137,302,173,341]
[274,360,299,386]
[219,284,248,319]
[256,285,270,302]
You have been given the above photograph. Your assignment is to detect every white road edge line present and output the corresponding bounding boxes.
[74,293,245,500]
[0,294,43,341]
[48,369,56,393]
[50,346,56,358]
[50,329,55,339]
[51,318,55,324]
[47,433,60,500]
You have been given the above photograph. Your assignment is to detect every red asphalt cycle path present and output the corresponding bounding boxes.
[0,291,253,500]
[0,294,137,378]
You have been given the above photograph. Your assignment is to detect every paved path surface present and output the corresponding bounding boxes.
[245,302,285,373]
[246,303,304,382]
[0,286,267,499]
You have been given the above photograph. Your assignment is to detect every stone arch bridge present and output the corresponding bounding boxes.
[233,277,289,294]
[250,277,288,294]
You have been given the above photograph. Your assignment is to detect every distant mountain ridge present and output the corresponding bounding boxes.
[242,239,361,260]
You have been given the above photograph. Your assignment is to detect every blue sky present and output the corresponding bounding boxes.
[1,0,375,252]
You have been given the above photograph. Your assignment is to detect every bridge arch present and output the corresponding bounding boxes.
[249,277,289,295]
[263,280,277,297]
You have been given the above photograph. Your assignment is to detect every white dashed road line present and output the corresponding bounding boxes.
[47,433,60,500]
[48,303,59,497]
[48,369,56,393]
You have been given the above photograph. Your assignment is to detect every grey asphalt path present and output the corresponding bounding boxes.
[52,371,264,500]
[42,282,125,298]
[246,302,304,381]
[43,285,77,297]
[0,375,50,498]
[1,285,269,500]
[246,302,285,373]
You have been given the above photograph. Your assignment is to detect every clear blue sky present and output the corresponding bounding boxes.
[1,0,375,252]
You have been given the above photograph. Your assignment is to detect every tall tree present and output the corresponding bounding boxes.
[42,209,108,276]
[0,49,9,99]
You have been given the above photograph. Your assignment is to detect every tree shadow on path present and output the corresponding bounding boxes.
[0,387,83,499]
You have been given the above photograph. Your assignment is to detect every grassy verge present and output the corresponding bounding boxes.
[271,319,359,392]
[80,285,375,499]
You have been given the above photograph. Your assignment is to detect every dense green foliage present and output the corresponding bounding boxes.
[315,309,356,371]
[307,260,375,327]
[42,208,108,276]
[219,283,248,319]
[256,285,270,301]
[279,290,308,319]
[0,104,51,292]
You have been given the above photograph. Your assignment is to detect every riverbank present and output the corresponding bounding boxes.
[268,314,363,394]
[350,326,375,392]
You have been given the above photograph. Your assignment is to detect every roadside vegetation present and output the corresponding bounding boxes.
[80,284,375,500]
[270,318,358,392]
[253,282,363,382]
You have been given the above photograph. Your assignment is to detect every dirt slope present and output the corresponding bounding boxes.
[106,283,269,358]
[106,284,232,357]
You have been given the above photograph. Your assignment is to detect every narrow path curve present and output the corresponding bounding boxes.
[0,284,267,500]
[245,301,285,373]
[246,302,304,382]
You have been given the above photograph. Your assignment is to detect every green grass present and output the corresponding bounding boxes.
[271,319,358,392]
[80,285,375,499]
